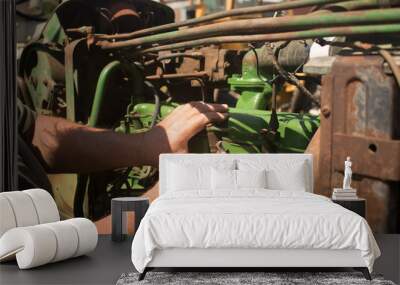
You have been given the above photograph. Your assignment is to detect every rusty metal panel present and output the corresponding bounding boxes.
[332,134,400,181]
[317,73,334,198]
[174,47,243,83]
[318,55,400,233]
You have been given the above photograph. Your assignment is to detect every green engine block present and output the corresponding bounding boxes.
[117,103,319,154]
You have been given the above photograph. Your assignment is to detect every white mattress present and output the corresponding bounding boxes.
[131,190,380,273]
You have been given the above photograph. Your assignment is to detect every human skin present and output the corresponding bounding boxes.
[32,101,228,173]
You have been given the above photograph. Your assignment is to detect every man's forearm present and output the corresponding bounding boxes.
[33,115,165,173]
[32,102,228,174]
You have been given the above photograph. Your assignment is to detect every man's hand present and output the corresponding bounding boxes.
[144,102,229,164]
[32,101,228,173]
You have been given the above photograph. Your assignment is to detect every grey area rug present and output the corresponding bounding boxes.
[116,272,395,285]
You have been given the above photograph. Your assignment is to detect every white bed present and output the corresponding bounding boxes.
[131,154,380,280]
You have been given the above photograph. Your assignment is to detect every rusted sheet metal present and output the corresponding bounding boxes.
[317,74,334,199]
[332,134,400,181]
[64,39,85,121]
[171,47,244,83]
[318,55,400,233]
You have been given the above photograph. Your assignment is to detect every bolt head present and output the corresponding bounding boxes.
[321,106,331,117]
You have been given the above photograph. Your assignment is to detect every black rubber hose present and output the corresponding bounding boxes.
[145,81,161,128]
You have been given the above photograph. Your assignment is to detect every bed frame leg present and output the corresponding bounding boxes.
[138,268,148,281]
[354,267,371,280]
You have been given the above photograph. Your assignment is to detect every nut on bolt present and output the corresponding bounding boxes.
[321,106,331,117]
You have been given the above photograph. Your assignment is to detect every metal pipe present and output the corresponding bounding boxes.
[88,61,143,127]
[324,0,400,11]
[157,52,203,61]
[144,81,161,128]
[136,23,400,54]
[379,50,400,87]
[145,72,208,80]
[144,52,204,65]
[88,61,121,127]
[96,0,352,40]
[98,8,400,50]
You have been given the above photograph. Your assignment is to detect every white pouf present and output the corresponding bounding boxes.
[0,196,17,237]
[24,188,60,223]
[1,191,39,227]
[0,189,98,269]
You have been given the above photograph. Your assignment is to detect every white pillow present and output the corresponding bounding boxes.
[167,162,210,191]
[211,168,236,190]
[211,169,267,190]
[236,169,266,189]
[167,160,236,191]
[265,161,307,191]
[238,159,308,191]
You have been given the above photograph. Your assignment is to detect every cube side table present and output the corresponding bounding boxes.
[111,197,149,242]
[332,198,366,218]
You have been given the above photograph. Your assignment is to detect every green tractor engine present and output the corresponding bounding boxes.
[18,0,320,220]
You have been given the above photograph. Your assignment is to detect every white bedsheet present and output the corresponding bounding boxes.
[131,190,380,273]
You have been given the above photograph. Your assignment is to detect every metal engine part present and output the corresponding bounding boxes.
[19,0,400,232]
[18,0,176,219]
[318,55,400,233]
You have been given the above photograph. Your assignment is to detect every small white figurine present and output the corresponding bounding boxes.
[343,156,352,190]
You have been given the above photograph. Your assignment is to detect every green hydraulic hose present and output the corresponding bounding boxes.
[98,8,400,50]
[136,23,400,54]
[88,61,143,127]
[97,0,353,40]
[88,61,122,127]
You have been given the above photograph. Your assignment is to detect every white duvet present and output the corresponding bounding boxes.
[131,190,380,273]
